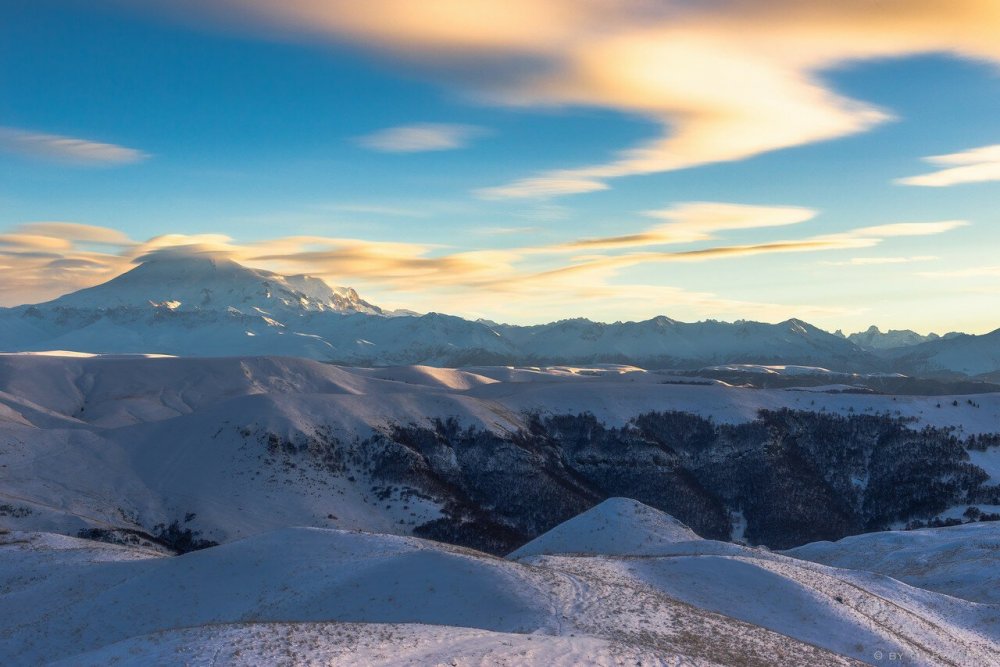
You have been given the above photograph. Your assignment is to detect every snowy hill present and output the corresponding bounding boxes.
[508,497,702,558]
[785,520,1000,604]
[511,502,999,665]
[0,526,857,666]
[1,354,999,556]
[3,500,997,665]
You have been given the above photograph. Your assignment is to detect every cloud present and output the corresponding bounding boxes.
[557,202,817,251]
[846,221,969,237]
[473,226,539,236]
[822,256,937,266]
[0,234,74,251]
[477,177,608,199]
[919,266,1000,278]
[896,144,1000,187]
[324,203,428,218]
[0,212,967,320]
[0,127,148,166]
[508,218,966,282]
[15,222,135,245]
[357,123,486,152]
[117,0,1000,197]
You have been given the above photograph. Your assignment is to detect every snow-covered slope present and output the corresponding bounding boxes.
[4,500,997,666]
[55,623,671,667]
[1,354,999,553]
[1,526,861,666]
[510,502,999,665]
[508,497,702,558]
[784,520,1000,604]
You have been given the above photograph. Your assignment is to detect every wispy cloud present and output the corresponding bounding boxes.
[473,226,539,236]
[121,1,1000,198]
[357,123,486,153]
[847,221,969,238]
[0,211,967,319]
[556,203,817,251]
[15,222,134,245]
[919,265,1000,278]
[896,144,1000,187]
[0,127,148,166]
[822,256,937,266]
[478,176,608,199]
[322,203,428,218]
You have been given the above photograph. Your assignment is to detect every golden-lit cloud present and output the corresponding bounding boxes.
[0,127,148,166]
[0,212,967,320]
[123,0,1000,197]
[478,176,608,200]
[897,144,1000,187]
[500,219,966,285]
[0,234,74,252]
[557,203,816,251]
[357,123,486,153]
[846,221,969,238]
[15,222,135,245]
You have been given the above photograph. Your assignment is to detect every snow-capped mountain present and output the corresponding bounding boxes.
[47,252,383,316]
[0,254,876,370]
[883,329,1000,379]
[842,325,961,351]
[494,315,867,369]
[2,254,518,362]
[6,253,1000,376]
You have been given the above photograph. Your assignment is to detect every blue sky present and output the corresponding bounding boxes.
[2,1,1000,332]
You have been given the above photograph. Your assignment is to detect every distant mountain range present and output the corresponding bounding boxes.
[0,254,997,378]
[837,325,961,351]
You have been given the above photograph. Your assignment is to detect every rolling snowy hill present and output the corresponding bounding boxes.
[1,353,998,555]
[785,520,1000,604]
[0,349,997,664]
[2,500,996,665]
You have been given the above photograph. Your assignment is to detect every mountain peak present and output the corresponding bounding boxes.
[45,253,382,316]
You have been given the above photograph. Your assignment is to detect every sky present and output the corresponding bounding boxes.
[2,1,1000,333]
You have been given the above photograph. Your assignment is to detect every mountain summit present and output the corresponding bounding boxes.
[47,253,382,316]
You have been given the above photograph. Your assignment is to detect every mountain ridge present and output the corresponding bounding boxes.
[1,254,997,376]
